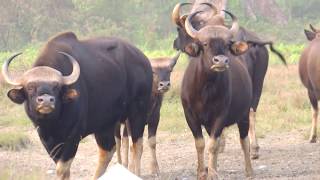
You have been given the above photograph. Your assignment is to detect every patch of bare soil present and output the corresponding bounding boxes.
[0,128,319,180]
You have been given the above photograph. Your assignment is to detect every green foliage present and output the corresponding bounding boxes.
[0,0,317,52]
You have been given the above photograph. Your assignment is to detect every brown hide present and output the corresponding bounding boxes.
[299,38,320,97]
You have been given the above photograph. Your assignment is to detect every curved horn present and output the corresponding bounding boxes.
[58,52,80,85]
[223,10,239,36]
[185,11,204,39]
[200,3,218,19]
[310,24,318,33]
[169,51,181,69]
[172,3,192,26]
[2,52,23,86]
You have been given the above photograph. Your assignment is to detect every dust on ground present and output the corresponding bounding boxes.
[0,128,319,180]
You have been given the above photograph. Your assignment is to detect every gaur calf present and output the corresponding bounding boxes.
[115,52,181,175]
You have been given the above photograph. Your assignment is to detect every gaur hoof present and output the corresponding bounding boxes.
[150,164,160,176]
[245,169,254,179]
[197,169,207,180]
[250,146,260,159]
[309,135,317,143]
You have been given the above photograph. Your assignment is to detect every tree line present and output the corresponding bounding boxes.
[0,0,319,51]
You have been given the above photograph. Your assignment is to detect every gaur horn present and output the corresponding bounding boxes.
[58,52,80,85]
[185,11,204,39]
[2,52,23,86]
[169,51,181,69]
[223,10,239,36]
[310,24,319,33]
[172,3,192,26]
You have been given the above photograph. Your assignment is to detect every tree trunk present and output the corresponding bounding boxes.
[243,0,288,25]
[243,0,257,20]
[193,0,227,16]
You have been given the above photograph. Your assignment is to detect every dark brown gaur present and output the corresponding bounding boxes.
[299,24,320,143]
[2,32,153,179]
[181,10,254,179]
[114,52,181,175]
[172,2,287,159]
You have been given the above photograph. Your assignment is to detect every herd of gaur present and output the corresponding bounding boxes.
[1,2,319,180]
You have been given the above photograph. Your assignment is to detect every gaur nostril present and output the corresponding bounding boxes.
[213,58,220,63]
[168,82,171,86]
[159,83,164,87]
[37,97,44,103]
[225,59,229,64]
[50,98,55,102]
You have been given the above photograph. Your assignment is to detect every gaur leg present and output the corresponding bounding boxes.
[238,118,253,178]
[218,130,226,153]
[128,102,148,176]
[249,51,268,160]
[249,108,259,159]
[147,110,160,175]
[55,140,80,180]
[93,129,116,180]
[308,90,318,143]
[122,120,130,168]
[182,105,206,180]
[114,122,122,164]
[207,127,223,180]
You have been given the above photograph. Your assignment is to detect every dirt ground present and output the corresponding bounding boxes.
[0,128,319,180]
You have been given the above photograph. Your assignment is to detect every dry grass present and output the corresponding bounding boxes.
[0,131,30,151]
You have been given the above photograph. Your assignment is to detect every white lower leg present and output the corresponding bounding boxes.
[115,137,122,164]
[207,137,220,179]
[122,136,129,167]
[310,108,318,143]
[195,138,206,180]
[218,131,226,153]
[240,137,253,177]
[134,138,143,176]
[56,158,73,180]
[249,108,259,159]
[93,146,116,180]
[148,136,160,175]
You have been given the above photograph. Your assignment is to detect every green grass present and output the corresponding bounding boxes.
[0,131,30,151]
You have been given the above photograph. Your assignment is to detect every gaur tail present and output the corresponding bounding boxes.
[247,40,287,66]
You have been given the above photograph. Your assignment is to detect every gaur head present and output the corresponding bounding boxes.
[172,2,223,57]
[304,24,320,41]
[2,52,80,121]
[185,10,249,72]
[150,52,181,93]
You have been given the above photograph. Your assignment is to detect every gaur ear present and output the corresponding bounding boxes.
[185,43,201,57]
[7,87,25,104]
[63,89,79,103]
[304,29,316,41]
[230,41,249,56]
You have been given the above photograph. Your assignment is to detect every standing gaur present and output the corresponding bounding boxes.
[181,10,253,179]
[1,32,153,179]
[299,24,320,143]
[115,52,181,175]
[172,2,287,159]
